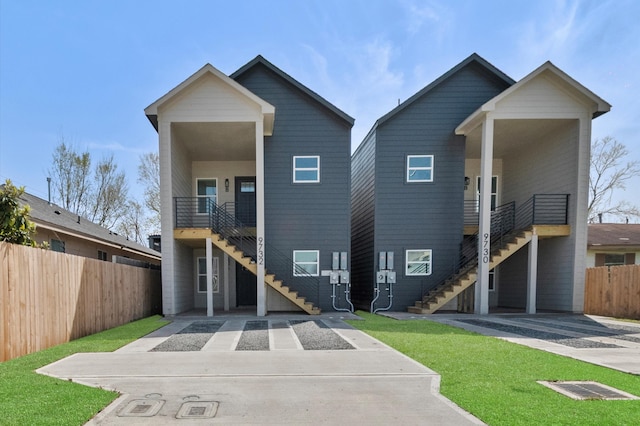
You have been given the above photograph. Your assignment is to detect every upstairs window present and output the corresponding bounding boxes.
[406,249,432,276]
[196,178,217,214]
[406,155,434,182]
[293,156,320,183]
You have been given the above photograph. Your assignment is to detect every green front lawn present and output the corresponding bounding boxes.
[0,316,168,426]
[347,312,640,426]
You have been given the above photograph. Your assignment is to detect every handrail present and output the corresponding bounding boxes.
[174,197,321,306]
[417,194,569,308]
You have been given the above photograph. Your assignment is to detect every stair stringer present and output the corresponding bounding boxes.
[408,230,534,314]
[209,233,320,315]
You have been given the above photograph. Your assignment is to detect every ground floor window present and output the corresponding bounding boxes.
[98,250,108,261]
[604,254,625,267]
[488,270,495,291]
[293,250,319,276]
[197,257,219,293]
[405,249,432,276]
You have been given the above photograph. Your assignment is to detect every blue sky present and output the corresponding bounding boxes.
[1,0,639,217]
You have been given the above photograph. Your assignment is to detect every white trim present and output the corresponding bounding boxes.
[476,175,498,211]
[195,177,217,214]
[405,249,432,276]
[406,155,434,183]
[196,256,220,294]
[293,250,320,277]
[293,156,320,183]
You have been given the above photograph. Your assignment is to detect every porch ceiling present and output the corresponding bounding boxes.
[173,122,256,161]
[464,118,575,158]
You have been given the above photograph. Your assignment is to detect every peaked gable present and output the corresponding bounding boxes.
[231,55,354,127]
[145,63,275,133]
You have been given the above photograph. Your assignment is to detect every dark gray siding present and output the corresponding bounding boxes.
[350,132,376,309]
[235,64,352,312]
[369,61,513,310]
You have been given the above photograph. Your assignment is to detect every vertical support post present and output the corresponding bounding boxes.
[206,237,214,317]
[526,232,538,314]
[223,253,229,312]
[255,121,267,316]
[476,116,494,315]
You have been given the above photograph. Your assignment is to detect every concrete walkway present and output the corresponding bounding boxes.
[38,314,483,425]
[383,312,640,375]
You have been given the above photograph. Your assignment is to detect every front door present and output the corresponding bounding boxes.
[236,263,257,306]
[235,176,256,227]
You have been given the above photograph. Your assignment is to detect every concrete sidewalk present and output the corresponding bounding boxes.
[38,316,483,425]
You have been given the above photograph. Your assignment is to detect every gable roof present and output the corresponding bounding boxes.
[144,62,275,134]
[588,223,640,249]
[456,61,611,135]
[17,190,161,260]
[231,55,355,127]
[376,53,515,129]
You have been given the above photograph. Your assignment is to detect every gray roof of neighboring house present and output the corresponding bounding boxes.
[231,55,355,127]
[588,223,640,249]
[17,190,161,259]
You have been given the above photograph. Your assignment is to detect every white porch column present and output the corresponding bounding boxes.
[476,116,494,315]
[526,231,539,314]
[256,121,267,316]
[206,237,214,317]
[223,253,230,312]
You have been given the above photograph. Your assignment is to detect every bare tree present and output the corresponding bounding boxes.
[137,151,161,232]
[115,200,147,245]
[589,136,640,223]
[86,155,129,228]
[49,140,92,216]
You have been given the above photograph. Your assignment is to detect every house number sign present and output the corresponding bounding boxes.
[482,233,489,264]
[258,237,264,265]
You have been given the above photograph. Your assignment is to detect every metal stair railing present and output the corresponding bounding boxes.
[416,194,569,309]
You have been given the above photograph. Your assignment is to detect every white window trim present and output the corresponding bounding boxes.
[195,177,217,215]
[293,250,320,277]
[406,155,434,183]
[196,256,220,293]
[293,156,320,183]
[405,249,432,276]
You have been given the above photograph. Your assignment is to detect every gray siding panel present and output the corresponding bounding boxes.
[235,63,351,312]
[355,61,513,310]
[350,133,376,309]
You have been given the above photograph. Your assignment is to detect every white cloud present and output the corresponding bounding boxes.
[86,141,147,154]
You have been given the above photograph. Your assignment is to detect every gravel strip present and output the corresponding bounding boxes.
[150,321,224,352]
[514,318,640,345]
[459,319,622,349]
[235,321,270,351]
[290,320,354,350]
[560,317,640,334]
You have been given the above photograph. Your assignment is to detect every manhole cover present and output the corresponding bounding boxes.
[538,381,639,400]
[176,401,219,419]
[118,399,164,417]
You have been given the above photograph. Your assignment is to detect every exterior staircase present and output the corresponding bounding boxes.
[408,229,533,314]
[208,231,320,315]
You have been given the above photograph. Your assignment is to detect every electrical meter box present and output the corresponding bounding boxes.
[339,270,350,284]
[329,271,340,284]
[386,252,394,270]
[332,252,340,270]
[340,252,348,270]
[376,271,387,284]
[378,252,387,270]
[387,271,397,284]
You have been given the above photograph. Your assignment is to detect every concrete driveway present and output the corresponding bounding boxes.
[38,314,483,425]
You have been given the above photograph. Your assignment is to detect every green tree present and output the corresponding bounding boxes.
[0,180,37,246]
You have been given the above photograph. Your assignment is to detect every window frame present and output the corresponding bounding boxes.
[293,250,320,277]
[476,175,498,212]
[405,249,432,276]
[293,156,320,183]
[98,250,108,261]
[196,256,220,293]
[196,178,217,215]
[406,155,434,183]
[50,239,65,253]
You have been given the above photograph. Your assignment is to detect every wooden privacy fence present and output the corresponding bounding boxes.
[0,242,161,362]
[584,264,640,320]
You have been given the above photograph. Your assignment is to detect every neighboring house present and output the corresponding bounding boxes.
[351,53,610,315]
[587,223,640,267]
[18,190,161,266]
[145,56,353,316]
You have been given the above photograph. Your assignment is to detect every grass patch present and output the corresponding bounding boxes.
[347,312,640,426]
[0,315,168,426]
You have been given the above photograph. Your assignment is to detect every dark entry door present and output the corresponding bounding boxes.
[236,264,257,306]
[235,176,256,227]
